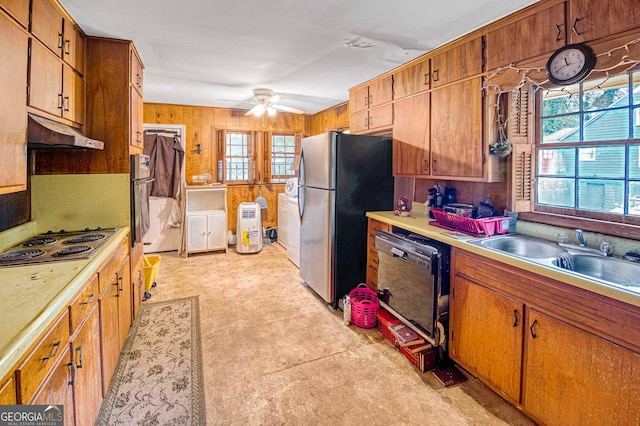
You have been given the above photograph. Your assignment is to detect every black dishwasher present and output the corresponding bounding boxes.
[374,229,450,348]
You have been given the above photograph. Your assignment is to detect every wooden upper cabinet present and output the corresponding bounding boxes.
[350,76,393,113]
[569,0,640,44]
[0,0,29,28]
[393,92,430,175]
[431,37,483,87]
[0,12,28,195]
[31,0,64,56]
[394,58,430,99]
[62,63,84,124]
[431,77,484,178]
[130,46,144,95]
[63,22,85,75]
[486,2,566,70]
[29,40,64,117]
[32,0,85,74]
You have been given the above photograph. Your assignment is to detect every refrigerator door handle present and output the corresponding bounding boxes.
[299,151,306,219]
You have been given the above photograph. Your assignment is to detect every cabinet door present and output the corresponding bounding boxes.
[99,280,120,396]
[569,0,640,44]
[0,0,29,28]
[130,46,143,95]
[30,40,63,117]
[132,264,144,319]
[366,219,390,290]
[31,0,63,56]
[117,256,132,346]
[368,76,393,107]
[393,93,430,175]
[394,59,430,99]
[350,86,369,113]
[72,306,103,426]
[449,276,523,403]
[0,13,27,194]
[350,110,370,134]
[486,2,565,70]
[62,64,83,124]
[187,214,208,252]
[62,21,85,74]
[31,346,74,426]
[207,213,227,250]
[524,309,640,425]
[367,104,393,130]
[431,78,484,178]
[431,37,483,87]
[129,86,143,148]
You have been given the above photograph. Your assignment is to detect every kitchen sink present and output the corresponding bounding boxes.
[472,234,569,260]
[561,254,640,288]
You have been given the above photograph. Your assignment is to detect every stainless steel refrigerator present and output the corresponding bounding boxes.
[299,131,394,307]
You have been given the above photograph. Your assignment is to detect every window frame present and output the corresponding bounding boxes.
[268,133,300,183]
[527,70,640,231]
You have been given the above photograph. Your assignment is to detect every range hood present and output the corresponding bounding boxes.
[27,114,104,150]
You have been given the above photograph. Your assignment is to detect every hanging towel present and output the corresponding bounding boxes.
[143,133,185,198]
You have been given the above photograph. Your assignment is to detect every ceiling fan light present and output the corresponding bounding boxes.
[267,106,276,116]
[253,104,265,116]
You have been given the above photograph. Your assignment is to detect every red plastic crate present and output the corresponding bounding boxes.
[430,208,511,237]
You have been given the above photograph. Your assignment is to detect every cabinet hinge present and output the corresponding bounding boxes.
[26,84,29,97]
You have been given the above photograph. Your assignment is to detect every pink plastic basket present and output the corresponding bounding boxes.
[349,283,380,328]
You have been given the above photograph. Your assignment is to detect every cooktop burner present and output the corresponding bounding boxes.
[0,227,119,267]
[22,237,57,247]
[55,245,92,256]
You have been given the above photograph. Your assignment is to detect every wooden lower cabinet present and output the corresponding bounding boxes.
[365,218,391,290]
[132,258,145,319]
[99,273,121,396]
[71,305,103,426]
[31,346,74,426]
[449,275,523,404]
[451,247,640,425]
[0,373,16,404]
[523,309,640,426]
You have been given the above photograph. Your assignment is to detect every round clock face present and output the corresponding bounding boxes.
[546,44,596,86]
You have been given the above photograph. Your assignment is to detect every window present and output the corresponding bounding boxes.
[219,131,252,182]
[270,133,297,183]
[536,71,640,216]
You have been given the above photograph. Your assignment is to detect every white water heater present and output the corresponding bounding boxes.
[236,202,262,254]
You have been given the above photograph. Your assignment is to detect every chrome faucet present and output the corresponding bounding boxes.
[575,229,586,247]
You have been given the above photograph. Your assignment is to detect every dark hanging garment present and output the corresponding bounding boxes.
[143,133,185,197]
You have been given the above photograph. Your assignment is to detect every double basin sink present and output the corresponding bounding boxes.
[468,234,640,291]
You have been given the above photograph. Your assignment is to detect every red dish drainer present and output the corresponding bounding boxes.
[429,208,511,237]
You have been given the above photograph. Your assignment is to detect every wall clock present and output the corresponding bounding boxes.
[545,43,596,86]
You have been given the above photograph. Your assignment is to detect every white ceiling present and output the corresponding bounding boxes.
[59,0,539,114]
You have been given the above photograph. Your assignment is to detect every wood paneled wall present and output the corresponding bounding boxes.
[143,103,308,230]
[305,101,349,136]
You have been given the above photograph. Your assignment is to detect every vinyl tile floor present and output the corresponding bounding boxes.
[145,243,535,425]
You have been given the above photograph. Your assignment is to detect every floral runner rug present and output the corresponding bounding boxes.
[96,296,205,425]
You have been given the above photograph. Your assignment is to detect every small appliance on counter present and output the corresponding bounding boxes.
[427,184,456,218]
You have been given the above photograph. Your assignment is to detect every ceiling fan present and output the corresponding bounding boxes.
[215,88,305,116]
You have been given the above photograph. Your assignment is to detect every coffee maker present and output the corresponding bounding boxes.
[427,183,456,217]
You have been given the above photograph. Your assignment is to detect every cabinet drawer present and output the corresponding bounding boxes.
[15,310,70,404]
[69,273,99,336]
[366,265,378,291]
[367,219,390,238]
[98,239,128,293]
[367,249,379,270]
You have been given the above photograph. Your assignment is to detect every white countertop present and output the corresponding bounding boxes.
[366,211,640,309]
[0,228,129,380]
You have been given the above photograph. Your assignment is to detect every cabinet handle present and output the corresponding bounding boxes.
[530,319,538,338]
[57,94,64,110]
[555,24,562,41]
[43,341,61,361]
[432,69,439,82]
[75,345,83,369]
[368,94,373,106]
[64,39,71,55]
[368,116,373,127]
[57,32,64,49]
[118,276,124,292]
[364,116,369,127]
[432,158,438,172]
[137,73,142,87]
[373,258,378,265]
[63,96,70,112]
[512,310,519,327]
[572,18,582,36]
[423,159,429,173]
[424,73,429,86]
[81,293,95,305]
[67,362,75,386]
[114,279,120,296]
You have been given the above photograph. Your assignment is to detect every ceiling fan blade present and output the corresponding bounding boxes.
[271,104,304,114]
[267,93,286,103]
[245,104,264,116]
